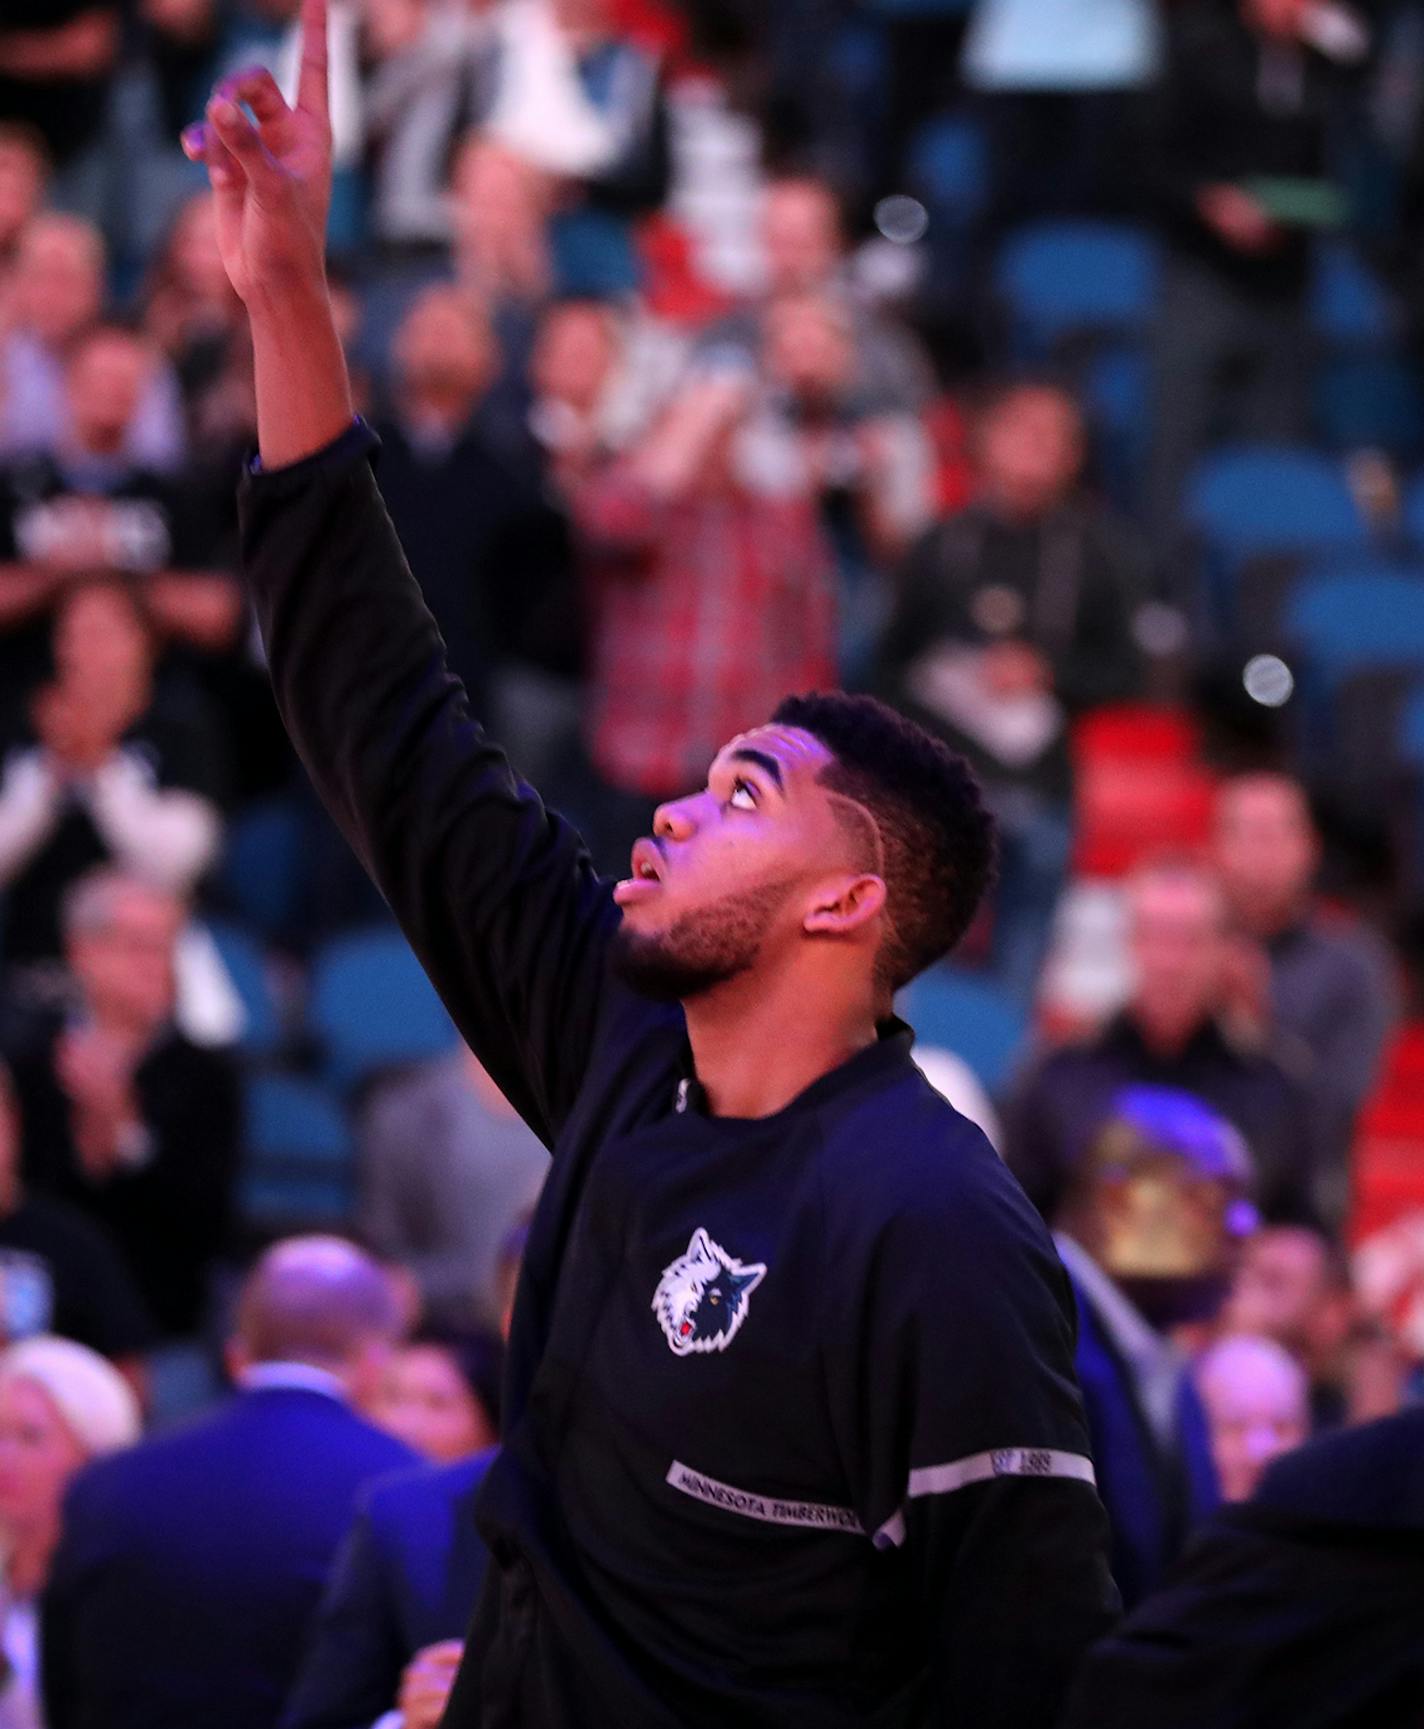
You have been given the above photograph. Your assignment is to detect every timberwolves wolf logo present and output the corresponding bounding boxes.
[653,1228,767,1356]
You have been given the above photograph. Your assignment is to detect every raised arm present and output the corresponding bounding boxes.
[181,0,620,1142]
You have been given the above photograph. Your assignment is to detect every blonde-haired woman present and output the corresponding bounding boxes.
[0,1339,140,1728]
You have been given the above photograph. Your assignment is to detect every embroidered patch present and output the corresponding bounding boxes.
[653,1227,766,1356]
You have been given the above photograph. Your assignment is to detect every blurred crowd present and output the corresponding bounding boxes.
[1,0,1424,1722]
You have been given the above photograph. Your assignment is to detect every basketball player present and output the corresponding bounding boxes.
[184,11,1117,1722]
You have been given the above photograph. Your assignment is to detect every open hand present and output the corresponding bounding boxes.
[180,0,333,308]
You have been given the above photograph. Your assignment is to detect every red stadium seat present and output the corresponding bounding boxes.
[1071,705,1218,879]
[1351,1023,1424,1243]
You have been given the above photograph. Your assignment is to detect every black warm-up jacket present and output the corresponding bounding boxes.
[239,422,1119,1729]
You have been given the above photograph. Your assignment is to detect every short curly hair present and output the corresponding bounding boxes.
[772,691,997,992]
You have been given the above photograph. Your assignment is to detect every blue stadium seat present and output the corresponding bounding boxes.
[1315,356,1424,458]
[215,797,309,943]
[995,221,1159,359]
[308,925,458,1089]
[1309,243,1400,350]
[899,967,1029,1097]
[1284,558,1424,689]
[908,113,989,230]
[1084,343,1150,510]
[242,1071,356,1227]
[206,920,283,1059]
[1184,443,1366,564]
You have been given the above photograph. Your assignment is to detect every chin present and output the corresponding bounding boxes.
[609,927,726,1002]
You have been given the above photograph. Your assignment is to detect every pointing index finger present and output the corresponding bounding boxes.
[297,0,330,127]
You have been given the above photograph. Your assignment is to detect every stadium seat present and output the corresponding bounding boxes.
[1071,705,1216,879]
[908,113,989,231]
[1185,444,1367,565]
[206,920,284,1059]
[994,221,1158,360]
[1284,559,1424,690]
[1309,243,1400,351]
[1084,343,1149,510]
[1315,355,1424,458]
[900,967,1029,1096]
[241,1070,356,1229]
[214,797,309,943]
[308,925,458,1089]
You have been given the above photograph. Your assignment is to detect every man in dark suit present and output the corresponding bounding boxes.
[282,1448,496,1729]
[42,1236,416,1729]
[1064,1406,1424,1728]
[1054,1088,1249,1607]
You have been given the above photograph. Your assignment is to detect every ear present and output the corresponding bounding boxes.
[802,873,887,939]
[688,1227,714,1261]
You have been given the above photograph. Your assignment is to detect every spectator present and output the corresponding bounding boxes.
[568,365,836,873]
[362,0,493,253]
[0,1059,153,1371]
[281,1453,493,1729]
[285,1225,532,1729]
[912,1045,1003,1149]
[0,5,122,172]
[6,870,240,1337]
[1063,1407,1424,1728]
[0,320,244,688]
[449,135,555,364]
[41,1237,415,1729]
[1006,855,1324,1223]
[0,126,48,333]
[705,174,936,416]
[372,285,572,715]
[1145,0,1370,536]
[1195,1333,1310,1501]
[0,575,226,976]
[750,289,933,678]
[358,1047,548,1334]
[0,1336,140,1729]
[878,381,1147,998]
[370,1331,502,1465]
[142,191,256,460]
[960,0,1160,225]
[0,216,185,472]
[1214,770,1400,1217]
[1053,1088,1248,1608]
[1223,1221,1356,1429]
[525,294,682,485]
[472,0,670,228]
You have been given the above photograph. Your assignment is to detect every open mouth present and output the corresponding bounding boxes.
[613,838,667,907]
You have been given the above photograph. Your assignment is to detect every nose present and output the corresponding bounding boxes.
[653,797,698,842]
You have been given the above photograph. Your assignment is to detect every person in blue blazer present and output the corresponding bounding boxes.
[42,1238,417,1729]
[1053,1088,1250,1607]
[282,1447,496,1729]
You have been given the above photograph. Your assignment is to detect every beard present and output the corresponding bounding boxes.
[611,879,796,1002]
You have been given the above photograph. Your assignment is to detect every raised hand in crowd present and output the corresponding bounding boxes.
[53,1024,144,1183]
[397,1639,466,1729]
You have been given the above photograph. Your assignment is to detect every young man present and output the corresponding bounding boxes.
[182,9,1118,1723]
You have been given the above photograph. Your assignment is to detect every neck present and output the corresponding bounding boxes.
[683,966,879,1119]
[1237,895,1304,942]
[88,1002,162,1046]
[1131,1004,1208,1059]
[5,1520,56,1601]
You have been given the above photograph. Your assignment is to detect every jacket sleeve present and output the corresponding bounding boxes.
[238,423,619,1145]
[280,1499,407,1729]
[831,1156,1120,1727]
